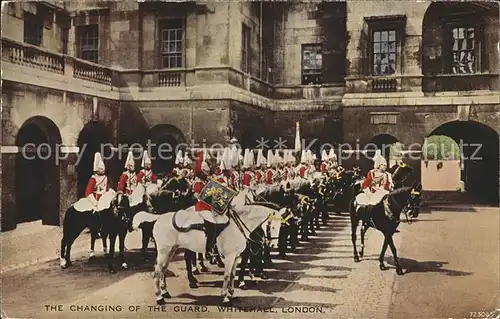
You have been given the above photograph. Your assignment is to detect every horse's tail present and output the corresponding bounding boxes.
[132,211,161,230]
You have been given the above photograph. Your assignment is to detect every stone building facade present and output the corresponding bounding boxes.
[1,1,498,231]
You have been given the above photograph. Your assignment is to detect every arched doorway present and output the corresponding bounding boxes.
[428,121,499,204]
[149,124,187,175]
[76,122,112,199]
[15,116,62,225]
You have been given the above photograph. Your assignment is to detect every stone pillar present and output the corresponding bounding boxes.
[109,2,140,69]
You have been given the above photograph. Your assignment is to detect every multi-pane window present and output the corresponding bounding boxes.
[302,44,322,85]
[372,29,396,75]
[24,12,43,46]
[160,19,183,69]
[451,27,476,74]
[241,24,250,73]
[77,24,99,63]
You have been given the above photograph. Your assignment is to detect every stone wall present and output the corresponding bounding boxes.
[1,81,119,231]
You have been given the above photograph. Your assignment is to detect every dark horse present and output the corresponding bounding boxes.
[349,183,422,275]
[60,194,135,273]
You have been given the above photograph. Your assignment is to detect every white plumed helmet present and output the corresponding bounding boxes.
[125,151,135,169]
[141,150,151,167]
[93,152,105,172]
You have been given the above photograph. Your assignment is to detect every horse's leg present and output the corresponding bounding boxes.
[184,250,198,288]
[101,231,109,256]
[89,227,98,259]
[141,227,149,257]
[160,246,177,298]
[198,253,208,272]
[387,235,404,275]
[379,235,390,271]
[309,214,317,235]
[321,203,328,225]
[118,230,128,269]
[351,216,360,262]
[314,208,320,229]
[214,246,225,268]
[154,246,174,305]
[221,253,238,304]
[228,255,240,299]
[360,224,368,258]
[108,233,117,273]
[237,250,249,288]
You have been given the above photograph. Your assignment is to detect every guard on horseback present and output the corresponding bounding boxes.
[84,152,110,208]
[137,151,158,185]
[193,151,230,259]
[118,151,138,197]
[355,150,392,211]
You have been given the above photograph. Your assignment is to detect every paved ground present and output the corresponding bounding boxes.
[1,206,499,319]
[389,206,500,319]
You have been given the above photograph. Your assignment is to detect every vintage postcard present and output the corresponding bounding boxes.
[1,1,499,318]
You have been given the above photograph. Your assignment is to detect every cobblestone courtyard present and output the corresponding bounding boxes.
[1,206,498,319]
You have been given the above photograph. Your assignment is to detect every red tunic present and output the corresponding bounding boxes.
[255,170,263,184]
[266,169,274,185]
[84,175,110,201]
[242,171,253,187]
[118,171,138,195]
[137,169,158,184]
[320,162,328,174]
[230,171,240,189]
[299,166,307,178]
[193,180,211,211]
[362,170,391,192]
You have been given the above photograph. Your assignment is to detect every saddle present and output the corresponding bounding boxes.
[171,209,230,233]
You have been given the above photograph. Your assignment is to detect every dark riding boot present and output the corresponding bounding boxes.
[204,220,216,260]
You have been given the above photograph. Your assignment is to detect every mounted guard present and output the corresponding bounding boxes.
[137,151,158,186]
[354,150,392,211]
[76,152,115,213]
[117,151,138,198]
[193,150,233,259]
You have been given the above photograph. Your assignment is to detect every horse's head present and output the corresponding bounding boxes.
[391,161,414,189]
[386,182,422,221]
[112,194,135,231]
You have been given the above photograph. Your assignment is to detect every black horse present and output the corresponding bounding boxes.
[60,194,135,273]
[349,183,422,275]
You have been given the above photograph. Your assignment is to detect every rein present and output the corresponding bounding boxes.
[228,206,273,256]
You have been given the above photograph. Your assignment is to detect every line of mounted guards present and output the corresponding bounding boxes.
[84,140,362,281]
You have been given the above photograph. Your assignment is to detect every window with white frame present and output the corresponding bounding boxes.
[160,19,183,69]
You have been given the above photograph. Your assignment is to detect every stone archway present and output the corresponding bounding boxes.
[149,124,187,175]
[15,116,62,226]
[427,120,499,204]
[76,121,112,199]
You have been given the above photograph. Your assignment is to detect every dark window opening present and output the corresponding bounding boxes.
[24,12,44,46]
[302,44,322,85]
[241,24,250,73]
[77,24,99,63]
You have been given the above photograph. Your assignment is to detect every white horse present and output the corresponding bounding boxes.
[132,204,287,304]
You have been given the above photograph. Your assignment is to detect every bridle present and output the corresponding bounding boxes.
[385,189,421,225]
